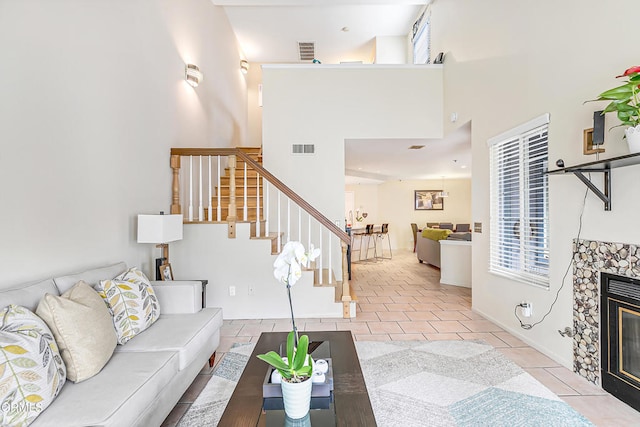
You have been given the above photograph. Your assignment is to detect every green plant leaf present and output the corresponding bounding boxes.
[257,351,290,377]
[292,334,309,371]
[286,331,294,365]
[598,84,634,101]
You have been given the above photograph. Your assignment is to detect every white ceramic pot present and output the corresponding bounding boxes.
[280,377,312,419]
[625,125,640,153]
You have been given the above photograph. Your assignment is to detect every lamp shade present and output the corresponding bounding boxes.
[137,214,183,244]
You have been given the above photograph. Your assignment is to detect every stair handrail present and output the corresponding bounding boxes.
[170,148,350,245]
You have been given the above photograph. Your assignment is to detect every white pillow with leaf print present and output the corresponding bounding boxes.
[0,304,66,426]
[96,267,160,345]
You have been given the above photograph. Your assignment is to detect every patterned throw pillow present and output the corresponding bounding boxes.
[96,267,160,345]
[0,305,66,426]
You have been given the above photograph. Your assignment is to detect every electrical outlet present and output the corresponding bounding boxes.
[229,286,236,297]
[521,301,532,318]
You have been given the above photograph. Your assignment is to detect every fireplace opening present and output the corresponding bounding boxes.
[601,272,640,411]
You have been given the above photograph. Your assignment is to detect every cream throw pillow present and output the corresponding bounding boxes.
[36,281,117,383]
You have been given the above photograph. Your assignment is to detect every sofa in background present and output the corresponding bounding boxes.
[417,228,472,268]
[416,228,451,267]
[0,262,223,427]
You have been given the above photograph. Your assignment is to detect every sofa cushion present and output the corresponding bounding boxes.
[0,279,59,312]
[36,281,117,383]
[53,262,127,294]
[115,308,223,370]
[0,305,66,426]
[421,228,452,241]
[30,351,179,427]
[96,268,160,345]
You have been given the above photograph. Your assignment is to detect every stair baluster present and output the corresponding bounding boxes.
[216,156,221,221]
[207,156,213,222]
[198,156,203,221]
[170,154,181,214]
[243,163,248,221]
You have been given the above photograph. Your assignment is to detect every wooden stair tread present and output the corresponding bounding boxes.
[250,232,282,241]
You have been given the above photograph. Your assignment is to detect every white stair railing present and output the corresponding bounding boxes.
[169,148,350,298]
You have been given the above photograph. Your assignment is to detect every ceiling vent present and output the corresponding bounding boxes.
[408,145,425,150]
[298,42,315,61]
[292,144,315,155]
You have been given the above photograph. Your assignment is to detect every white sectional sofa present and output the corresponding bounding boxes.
[0,262,223,427]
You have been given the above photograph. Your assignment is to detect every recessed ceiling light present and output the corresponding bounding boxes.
[408,145,425,150]
[461,165,467,169]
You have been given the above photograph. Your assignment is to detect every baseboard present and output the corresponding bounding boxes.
[472,307,573,370]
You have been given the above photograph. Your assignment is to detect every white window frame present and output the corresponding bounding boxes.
[488,114,550,288]
[411,9,430,64]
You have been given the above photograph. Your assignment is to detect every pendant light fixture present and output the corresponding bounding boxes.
[439,176,449,198]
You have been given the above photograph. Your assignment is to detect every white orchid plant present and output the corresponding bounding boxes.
[273,241,321,343]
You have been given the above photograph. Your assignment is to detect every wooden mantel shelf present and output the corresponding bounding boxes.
[546,152,640,211]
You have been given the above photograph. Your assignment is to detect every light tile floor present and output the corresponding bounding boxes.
[162,250,640,427]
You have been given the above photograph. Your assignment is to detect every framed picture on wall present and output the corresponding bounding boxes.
[414,190,444,210]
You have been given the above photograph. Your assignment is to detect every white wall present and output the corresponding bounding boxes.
[262,66,443,200]
[347,178,472,250]
[0,0,247,287]
[431,0,640,367]
[375,36,409,64]
[262,64,443,270]
[172,224,342,319]
[246,63,263,147]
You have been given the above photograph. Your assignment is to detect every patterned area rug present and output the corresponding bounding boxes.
[178,340,593,427]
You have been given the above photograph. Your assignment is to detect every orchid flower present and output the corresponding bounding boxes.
[273,241,321,286]
[272,241,322,345]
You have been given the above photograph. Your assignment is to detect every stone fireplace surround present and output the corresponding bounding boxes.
[573,239,640,385]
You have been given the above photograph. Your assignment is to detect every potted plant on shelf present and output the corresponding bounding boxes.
[589,65,640,153]
[257,330,314,419]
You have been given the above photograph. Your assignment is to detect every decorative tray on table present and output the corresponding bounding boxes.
[262,358,334,398]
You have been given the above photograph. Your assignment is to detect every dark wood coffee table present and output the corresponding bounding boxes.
[218,331,376,426]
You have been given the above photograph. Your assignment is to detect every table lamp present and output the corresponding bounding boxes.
[137,212,183,280]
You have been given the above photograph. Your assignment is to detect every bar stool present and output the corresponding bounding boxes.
[360,224,377,260]
[376,223,392,259]
[350,226,365,261]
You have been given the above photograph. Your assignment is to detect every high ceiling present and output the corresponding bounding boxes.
[215,0,426,64]
[215,0,472,183]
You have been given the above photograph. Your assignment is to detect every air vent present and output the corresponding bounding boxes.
[292,144,315,155]
[408,145,425,150]
[298,42,315,61]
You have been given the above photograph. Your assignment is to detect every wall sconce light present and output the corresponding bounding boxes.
[240,59,249,74]
[185,63,203,87]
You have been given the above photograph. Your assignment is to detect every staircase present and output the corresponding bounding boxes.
[210,146,263,222]
[170,146,357,318]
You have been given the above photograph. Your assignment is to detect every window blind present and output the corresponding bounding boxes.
[412,12,430,64]
[489,115,550,288]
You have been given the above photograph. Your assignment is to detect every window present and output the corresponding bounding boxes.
[412,10,430,64]
[488,114,550,288]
